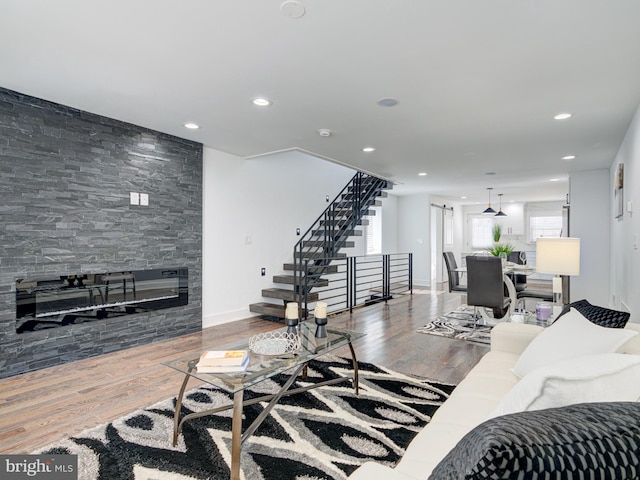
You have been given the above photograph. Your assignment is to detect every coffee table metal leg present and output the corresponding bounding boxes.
[347,341,359,395]
[230,364,303,479]
[230,389,244,480]
[242,363,305,443]
[172,366,195,446]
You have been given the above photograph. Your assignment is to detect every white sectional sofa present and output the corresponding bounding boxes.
[348,309,640,480]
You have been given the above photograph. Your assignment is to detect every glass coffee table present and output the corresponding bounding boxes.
[162,322,365,480]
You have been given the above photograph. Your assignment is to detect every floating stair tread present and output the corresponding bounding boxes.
[338,198,381,206]
[273,275,329,287]
[249,302,309,318]
[303,240,355,248]
[300,252,347,260]
[334,208,375,216]
[345,184,391,192]
[261,288,319,302]
[312,229,362,236]
[249,302,286,318]
[319,219,368,226]
[283,263,339,273]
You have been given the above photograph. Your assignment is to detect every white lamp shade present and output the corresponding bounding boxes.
[535,237,581,276]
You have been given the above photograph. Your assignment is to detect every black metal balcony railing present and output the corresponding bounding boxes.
[297,253,413,318]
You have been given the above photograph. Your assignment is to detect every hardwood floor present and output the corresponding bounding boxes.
[0,288,488,454]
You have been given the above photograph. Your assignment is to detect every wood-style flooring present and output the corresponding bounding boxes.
[0,288,488,454]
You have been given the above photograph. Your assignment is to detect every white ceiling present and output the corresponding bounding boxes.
[2,0,640,204]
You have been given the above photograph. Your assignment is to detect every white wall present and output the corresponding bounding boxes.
[381,193,399,253]
[398,194,431,287]
[570,170,610,307]
[610,103,640,318]
[202,148,356,327]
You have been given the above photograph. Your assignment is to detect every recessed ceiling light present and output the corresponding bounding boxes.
[554,113,572,120]
[418,172,427,176]
[362,147,376,153]
[562,155,576,160]
[485,172,496,176]
[377,98,398,107]
[550,178,560,182]
[184,123,200,129]
[252,98,272,107]
[461,196,468,199]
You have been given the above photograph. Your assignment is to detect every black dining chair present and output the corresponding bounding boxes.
[507,251,527,292]
[466,255,511,324]
[516,285,554,307]
[507,251,554,308]
[443,252,467,293]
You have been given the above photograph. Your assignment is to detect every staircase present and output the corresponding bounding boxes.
[249,172,392,319]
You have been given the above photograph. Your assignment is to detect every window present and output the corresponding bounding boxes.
[529,215,562,242]
[470,215,494,249]
[365,207,382,254]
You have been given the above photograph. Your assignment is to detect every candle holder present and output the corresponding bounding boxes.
[314,301,328,338]
[285,302,299,335]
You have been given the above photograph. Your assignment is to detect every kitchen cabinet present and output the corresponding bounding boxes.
[495,203,524,235]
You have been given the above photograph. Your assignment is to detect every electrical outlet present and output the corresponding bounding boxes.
[261,267,266,276]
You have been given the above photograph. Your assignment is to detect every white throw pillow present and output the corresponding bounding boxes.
[489,353,640,419]
[512,308,638,378]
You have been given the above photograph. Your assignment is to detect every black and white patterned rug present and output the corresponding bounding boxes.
[36,356,455,480]
[416,306,492,346]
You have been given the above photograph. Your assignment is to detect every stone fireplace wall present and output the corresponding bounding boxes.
[0,87,203,378]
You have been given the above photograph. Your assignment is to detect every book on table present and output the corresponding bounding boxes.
[196,350,249,373]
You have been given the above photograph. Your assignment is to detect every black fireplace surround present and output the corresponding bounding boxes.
[16,268,188,333]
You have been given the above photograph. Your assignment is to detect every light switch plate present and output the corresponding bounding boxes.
[140,193,149,206]
[130,192,140,205]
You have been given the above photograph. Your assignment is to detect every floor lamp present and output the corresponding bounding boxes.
[535,237,581,317]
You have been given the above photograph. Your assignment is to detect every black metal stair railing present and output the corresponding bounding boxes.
[292,172,390,315]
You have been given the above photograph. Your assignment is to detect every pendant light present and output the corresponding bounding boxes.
[495,193,507,217]
[482,188,496,214]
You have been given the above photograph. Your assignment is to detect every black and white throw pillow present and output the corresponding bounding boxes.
[555,299,630,328]
[429,402,640,480]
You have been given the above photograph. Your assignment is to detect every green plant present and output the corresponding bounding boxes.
[492,223,502,243]
[488,242,514,257]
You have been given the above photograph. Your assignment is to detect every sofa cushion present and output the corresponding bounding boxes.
[429,402,640,480]
[556,299,630,328]
[489,353,640,418]
[512,308,638,378]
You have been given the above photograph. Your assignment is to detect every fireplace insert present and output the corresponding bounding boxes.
[16,268,188,333]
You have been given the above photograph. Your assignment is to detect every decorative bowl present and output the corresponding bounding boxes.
[249,331,301,356]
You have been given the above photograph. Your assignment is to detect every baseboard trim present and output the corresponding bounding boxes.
[202,308,259,328]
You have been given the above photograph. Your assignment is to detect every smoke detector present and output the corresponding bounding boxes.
[281,1,306,19]
[318,129,332,137]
